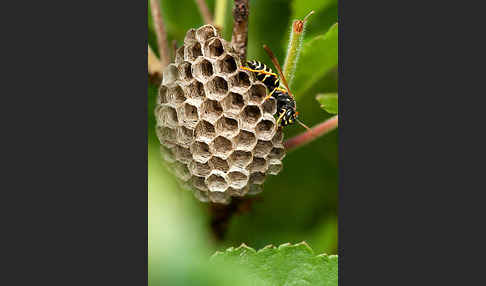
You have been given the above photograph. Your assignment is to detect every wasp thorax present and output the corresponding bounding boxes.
[155,25,286,204]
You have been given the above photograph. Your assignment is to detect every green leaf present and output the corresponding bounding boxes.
[247,0,292,62]
[211,242,338,286]
[316,93,338,114]
[292,23,338,98]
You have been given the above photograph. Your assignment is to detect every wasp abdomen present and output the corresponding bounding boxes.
[246,60,280,92]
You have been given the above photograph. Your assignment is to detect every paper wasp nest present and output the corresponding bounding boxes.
[155,25,285,204]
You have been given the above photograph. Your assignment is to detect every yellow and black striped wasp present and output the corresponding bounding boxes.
[241,45,309,130]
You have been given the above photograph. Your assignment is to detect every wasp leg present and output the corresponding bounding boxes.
[263,88,277,101]
[240,66,277,77]
[264,87,288,102]
[275,109,286,131]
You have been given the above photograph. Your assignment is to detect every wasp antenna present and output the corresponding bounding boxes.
[296,118,311,131]
[263,44,294,99]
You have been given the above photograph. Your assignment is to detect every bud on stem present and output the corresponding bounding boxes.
[282,11,314,90]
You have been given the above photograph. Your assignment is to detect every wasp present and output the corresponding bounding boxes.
[240,45,309,130]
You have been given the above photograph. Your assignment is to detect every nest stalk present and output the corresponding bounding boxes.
[231,0,250,63]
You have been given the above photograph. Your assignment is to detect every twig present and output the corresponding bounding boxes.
[148,45,162,85]
[209,197,258,241]
[231,0,250,63]
[150,0,170,70]
[194,0,213,25]
[284,115,338,152]
[214,0,228,30]
[282,11,314,87]
[171,40,178,62]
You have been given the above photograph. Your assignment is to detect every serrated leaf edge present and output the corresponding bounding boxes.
[211,241,336,260]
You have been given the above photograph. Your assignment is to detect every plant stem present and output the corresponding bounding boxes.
[282,11,314,87]
[209,197,257,241]
[194,0,213,25]
[284,115,338,152]
[148,45,162,85]
[150,0,170,70]
[214,0,228,30]
[231,0,250,63]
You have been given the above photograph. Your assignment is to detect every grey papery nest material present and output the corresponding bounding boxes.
[155,25,286,204]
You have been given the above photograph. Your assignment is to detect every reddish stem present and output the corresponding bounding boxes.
[284,115,338,151]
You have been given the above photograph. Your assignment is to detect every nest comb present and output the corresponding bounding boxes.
[155,24,286,204]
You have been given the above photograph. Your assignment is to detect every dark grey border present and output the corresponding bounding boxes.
[11,0,149,284]
[338,0,484,284]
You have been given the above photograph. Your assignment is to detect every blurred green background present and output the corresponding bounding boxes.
[148,0,337,284]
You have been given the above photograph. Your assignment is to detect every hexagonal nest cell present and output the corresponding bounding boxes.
[233,130,257,151]
[208,156,230,172]
[176,126,194,147]
[155,24,287,204]
[173,145,192,164]
[256,118,275,141]
[156,126,176,145]
[228,169,249,189]
[241,105,262,127]
[228,150,252,168]
[192,58,213,81]
[205,76,228,101]
[206,172,229,193]
[210,136,233,158]
[222,92,245,115]
[205,38,225,58]
[185,41,203,62]
[253,140,273,157]
[184,28,197,45]
[215,54,237,74]
[248,84,267,105]
[228,186,249,197]
[229,71,251,90]
[215,116,239,138]
[247,157,268,173]
[158,86,168,104]
[179,62,193,81]
[184,80,205,100]
[262,97,277,115]
[268,145,286,160]
[162,64,179,86]
[169,85,186,106]
[249,172,266,185]
[195,120,216,141]
[201,99,223,123]
[195,24,218,42]
[183,103,199,126]
[191,141,211,163]
[157,106,179,128]
[189,161,211,177]
[191,175,208,191]
[267,159,283,175]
